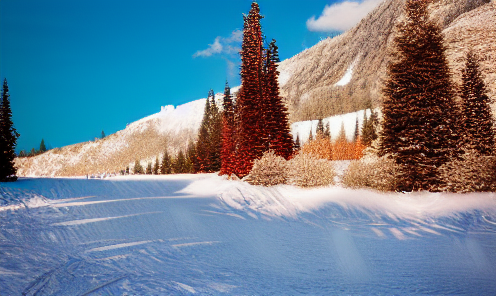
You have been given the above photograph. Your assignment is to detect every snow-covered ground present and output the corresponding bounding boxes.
[1,175,496,295]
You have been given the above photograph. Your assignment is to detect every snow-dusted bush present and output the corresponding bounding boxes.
[287,153,335,187]
[342,154,399,191]
[438,150,496,193]
[245,150,288,186]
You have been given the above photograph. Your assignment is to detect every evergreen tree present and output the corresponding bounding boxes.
[101,130,105,139]
[324,121,331,139]
[29,148,36,157]
[460,50,495,156]
[308,128,313,142]
[126,166,129,175]
[264,39,293,159]
[185,140,196,173]
[196,97,212,172]
[160,150,172,174]
[146,162,152,175]
[174,150,187,174]
[0,78,19,181]
[220,82,236,176]
[353,117,359,143]
[134,160,144,174]
[39,139,47,153]
[316,119,324,138]
[294,133,301,152]
[18,150,26,157]
[208,89,222,172]
[153,156,159,175]
[234,2,265,178]
[337,122,346,142]
[379,0,461,192]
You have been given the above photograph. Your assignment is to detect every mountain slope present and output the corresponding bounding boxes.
[278,0,494,122]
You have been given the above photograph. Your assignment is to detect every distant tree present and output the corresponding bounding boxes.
[308,128,313,142]
[146,162,152,175]
[18,150,26,157]
[294,133,301,152]
[29,148,36,157]
[101,130,106,139]
[324,121,331,139]
[353,117,359,143]
[153,156,160,175]
[160,150,172,174]
[173,150,187,174]
[0,78,19,181]
[196,95,212,172]
[337,122,346,142]
[379,0,461,191]
[126,166,130,175]
[134,160,144,174]
[316,119,324,137]
[39,139,47,153]
[460,50,495,156]
[208,89,222,172]
[186,140,197,173]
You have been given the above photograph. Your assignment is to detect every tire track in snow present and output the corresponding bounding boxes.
[51,211,163,226]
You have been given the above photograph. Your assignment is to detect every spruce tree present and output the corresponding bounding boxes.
[264,39,293,159]
[186,140,197,173]
[153,156,159,174]
[146,162,152,175]
[324,122,331,139]
[353,117,359,143]
[161,150,172,174]
[196,97,212,172]
[134,160,144,174]
[220,82,236,176]
[0,78,19,182]
[379,0,460,191]
[208,89,222,172]
[294,133,301,152]
[101,130,105,139]
[174,150,187,174]
[460,50,495,156]
[316,119,324,137]
[234,2,265,178]
[39,139,47,153]
[308,128,313,142]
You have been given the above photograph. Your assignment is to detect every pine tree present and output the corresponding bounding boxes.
[146,162,152,175]
[39,139,46,153]
[460,50,495,156]
[294,133,301,152]
[101,130,105,139]
[308,128,313,142]
[196,97,212,172]
[153,156,159,174]
[18,150,26,157]
[186,139,197,173]
[353,117,359,143]
[208,89,222,172]
[174,150,187,174]
[337,122,346,142]
[160,150,172,174]
[264,39,293,159]
[0,78,19,182]
[379,0,461,192]
[324,121,331,139]
[316,119,324,137]
[220,82,236,176]
[234,2,265,178]
[134,160,144,174]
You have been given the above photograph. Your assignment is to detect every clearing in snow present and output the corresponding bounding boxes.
[1,175,496,295]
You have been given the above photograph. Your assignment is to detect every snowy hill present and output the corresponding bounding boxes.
[278,0,496,122]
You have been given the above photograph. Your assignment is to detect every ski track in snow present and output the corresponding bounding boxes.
[1,176,496,295]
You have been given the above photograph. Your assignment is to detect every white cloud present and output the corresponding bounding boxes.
[193,30,242,58]
[307,0,383,32]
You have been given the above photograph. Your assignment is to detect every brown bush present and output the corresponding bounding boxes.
[287,152,335,187]
[245,150,288,186]
[438,150,496,193]
[342,155,399,191]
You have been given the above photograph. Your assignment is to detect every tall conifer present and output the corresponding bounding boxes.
[460,50,495,155]
[379,0,461,192]
[0,78,19,182]
[220,82,236,175]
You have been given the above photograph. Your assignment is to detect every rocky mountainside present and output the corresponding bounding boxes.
[15,0,496,176]
[279,0,495,122]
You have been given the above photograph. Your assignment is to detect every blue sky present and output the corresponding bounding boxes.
[0,0,382,152]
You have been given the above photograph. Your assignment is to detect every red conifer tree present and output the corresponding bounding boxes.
[220,82,236,175]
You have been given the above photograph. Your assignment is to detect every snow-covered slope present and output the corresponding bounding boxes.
[15,94,225,177]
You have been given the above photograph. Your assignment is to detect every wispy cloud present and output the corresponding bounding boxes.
[307,0,383,32]
[193,30,242,58]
